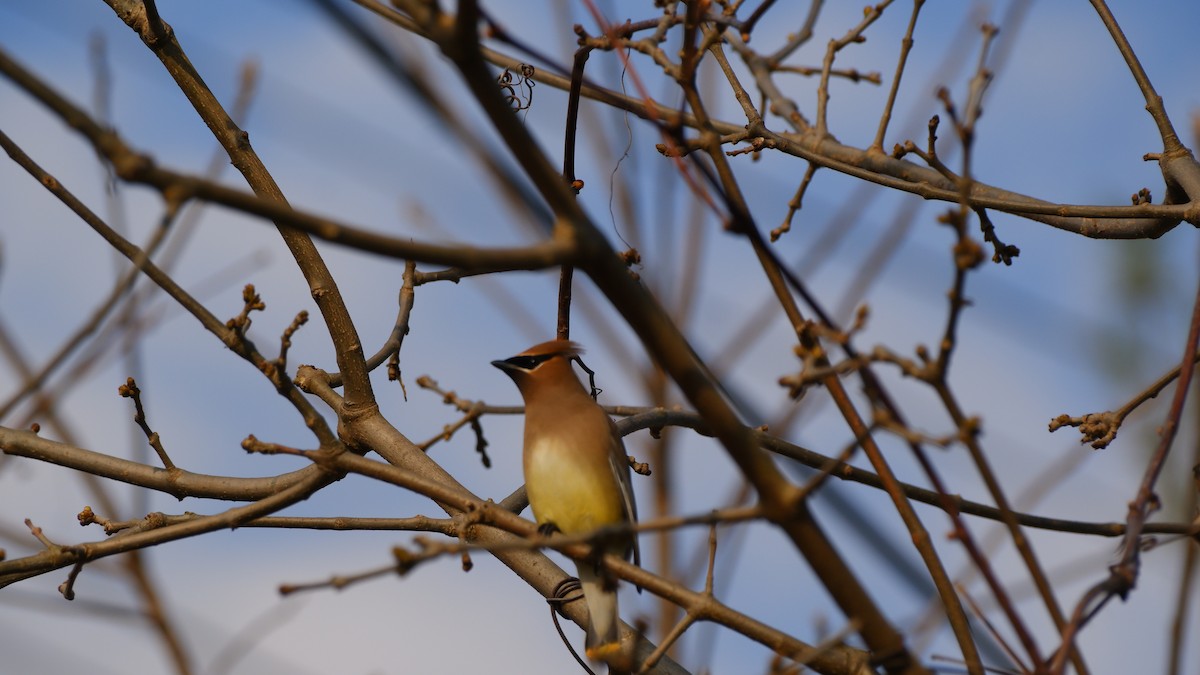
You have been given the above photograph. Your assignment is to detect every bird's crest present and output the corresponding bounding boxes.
[518,340,584,359]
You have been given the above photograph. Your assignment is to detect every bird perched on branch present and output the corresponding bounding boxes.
[492,340,640,661]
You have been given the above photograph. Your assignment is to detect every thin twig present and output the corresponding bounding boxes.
[117,377,175,471]
[1051,263,1200,674]
[871,0,924,152]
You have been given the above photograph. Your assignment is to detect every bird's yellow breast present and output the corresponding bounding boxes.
[524,436,626,536]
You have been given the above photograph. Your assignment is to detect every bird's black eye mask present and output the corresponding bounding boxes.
[501,353,555,371]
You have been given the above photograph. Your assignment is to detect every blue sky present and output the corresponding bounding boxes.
[2,2,1199,673]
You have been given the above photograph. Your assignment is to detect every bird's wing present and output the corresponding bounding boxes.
[607,421,641,569]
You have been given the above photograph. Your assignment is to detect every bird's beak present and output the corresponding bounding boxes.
[491,359,517,373]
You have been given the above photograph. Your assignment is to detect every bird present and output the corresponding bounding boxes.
[492,339,640,661]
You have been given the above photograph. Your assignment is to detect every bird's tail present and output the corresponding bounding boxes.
[578,564,620,660]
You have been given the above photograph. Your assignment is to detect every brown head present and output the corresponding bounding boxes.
[491,340,587,403]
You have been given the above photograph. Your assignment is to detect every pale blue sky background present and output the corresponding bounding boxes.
[2,1,1199,673]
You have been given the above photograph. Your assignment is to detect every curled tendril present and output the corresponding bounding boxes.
[497,63,536,112]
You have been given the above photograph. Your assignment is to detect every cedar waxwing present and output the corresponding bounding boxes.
[492,340,640,660]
